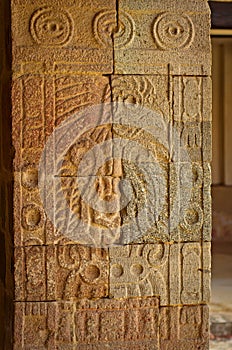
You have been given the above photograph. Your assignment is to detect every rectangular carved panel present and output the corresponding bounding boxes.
[12,0,116,74]
[170,162,211,242]
[160,305,209,350]
[12,73,111,246]
[109,243,211,306]
[11,0,212,348]
[14,300,209,349]
[15,245,109,301]
[114,0,211,75]
[14,298,159,349]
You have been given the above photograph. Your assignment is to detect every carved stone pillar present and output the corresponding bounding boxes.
[12,0,211,349]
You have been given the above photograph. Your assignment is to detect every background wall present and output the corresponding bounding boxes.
[0,0,14,348]
[212,37,232,240]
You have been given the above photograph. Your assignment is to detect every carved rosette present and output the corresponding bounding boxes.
[153,13,195,50]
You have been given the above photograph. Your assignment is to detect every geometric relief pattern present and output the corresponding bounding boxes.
[172,76,212,163]
[113,1,211,75]
[160,305,209,350]
[109,243,211,306]
[14,299,209,350]
[14,245,109,301]
[12,73,111,246]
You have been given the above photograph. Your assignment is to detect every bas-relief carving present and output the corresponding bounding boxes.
[170,162,211,242]
[109,242,211,305]
[12,0,211,348]
[14,299,209,349]
[110,244,169,305]
[15,241,210,305]
[15,245,109,301]
[30,7,74,47]
[12,2,116,74]
[93,10,135,48]
[160,305,209,349]
[14,298,160,349]
[152,13,195,50]
[13,71,211,246]
[114,4,211,75]
[12,73,111,246]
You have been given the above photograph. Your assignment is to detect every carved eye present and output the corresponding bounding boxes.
[165,23,184,37]
[111,264,124,277]
[130,264,144,276]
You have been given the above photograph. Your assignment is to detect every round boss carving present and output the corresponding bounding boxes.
[30,7,73,46]
[153,13,194,50]
[21,204,44,231]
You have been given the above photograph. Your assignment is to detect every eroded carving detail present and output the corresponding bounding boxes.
[21,204,44,231]
[15,245,109,301]
[160,305,209,348]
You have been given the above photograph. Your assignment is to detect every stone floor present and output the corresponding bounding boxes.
[210,242,232,349]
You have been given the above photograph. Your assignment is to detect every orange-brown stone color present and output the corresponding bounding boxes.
[10,0,211,348]
[14,245,109,301]
[14,298,209,350]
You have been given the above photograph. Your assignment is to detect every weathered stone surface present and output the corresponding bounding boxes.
[14,300,209,349]
[11,0,211,348]
[109,242,211,305]
[12,0,116,74]
[114,0,211,75]
[12,74,111,246]
[12,74,111,171]
[160,305,209,350]
[15,245,109,301]
[14,298,159,349]
[172,76,212,122]
[112,75,170,120]
[51,161,211,245]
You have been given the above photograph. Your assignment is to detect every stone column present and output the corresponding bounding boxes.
[12,0,211,349]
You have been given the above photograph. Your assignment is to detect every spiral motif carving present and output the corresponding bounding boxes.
[153,13,194,50]
[93,10,135,48]
[30,7,73,46]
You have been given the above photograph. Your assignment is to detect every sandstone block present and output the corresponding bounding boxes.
[12,74,111,246]
[12,0,116,74]
[160,305,209,350]
[14,300,209,349]
[14,244,109,301]
[12,74,111,171]
[109,242,211,305]
[14,298,159,349]
[114,1,211,75]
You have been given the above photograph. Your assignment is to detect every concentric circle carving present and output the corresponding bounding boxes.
[30,7,73,46]
[153,13,194,50]
[93,10,135,48]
